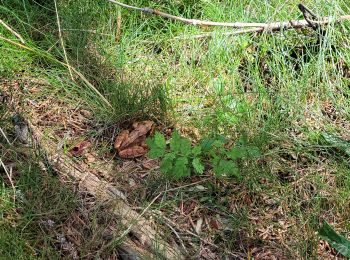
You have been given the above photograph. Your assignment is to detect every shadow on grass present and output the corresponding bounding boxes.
[1,0,169,125]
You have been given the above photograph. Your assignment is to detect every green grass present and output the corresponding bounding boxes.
[1,0,350,258]
[0,106,73,258]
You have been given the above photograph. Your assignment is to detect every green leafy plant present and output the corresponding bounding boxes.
[321,133,350,156]
[146,131,261,180]
[146,131,205,179]
[319,221,350,258]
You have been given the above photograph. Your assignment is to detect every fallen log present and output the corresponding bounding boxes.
[28,120,182,259]
[2,81,183,259]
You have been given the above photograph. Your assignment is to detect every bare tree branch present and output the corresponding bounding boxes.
[108,0,350,33]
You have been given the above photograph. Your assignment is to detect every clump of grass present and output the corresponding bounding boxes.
[0,0,168,124]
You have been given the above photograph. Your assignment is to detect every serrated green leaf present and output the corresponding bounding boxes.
[228,147,247,160]
[147,132,166,158]
[247,146,261,157]
[180,138,192,156]
[200,138,215,153]
[170,131,181,153]
[319,221,350,258]
[147,147,165,158]
[322,133,350,156]
[192,145,202,156]
[160,153,176,174]
[154,131,166,149]
[192,157,204,174]
[213,159,240,178]
[210,155,220,166]
[173,157,190,179]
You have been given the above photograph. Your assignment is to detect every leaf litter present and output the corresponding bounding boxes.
[3,77,350,259]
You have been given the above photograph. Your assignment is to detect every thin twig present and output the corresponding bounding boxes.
[0,18,25,44]
[108,0,267,28]
[175,28,262,40]
[0,127,11,145]
[116,10,122,42]
[159,178,210,194]
[0,158,16,203]
[116,193,162,242]
[54,0,74,81]
[108,0,350,31]
[163,220,188,253]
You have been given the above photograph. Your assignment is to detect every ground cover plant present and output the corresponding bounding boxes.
[1,0,350,258]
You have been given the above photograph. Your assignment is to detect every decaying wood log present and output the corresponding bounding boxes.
[26,120,183,259]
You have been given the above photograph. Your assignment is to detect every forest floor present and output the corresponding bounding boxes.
[1,0,350,259]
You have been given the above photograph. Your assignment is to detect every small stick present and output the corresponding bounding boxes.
[0,18,25,44]
[107,0,350,31]
[115,193,162,241]
[158,178,210,194]
[163,220,188,253]
[116,10,122,42]
[0,158,16,203]
[0,127,11,145]
[54,0,74,81]
[175,28,262,40]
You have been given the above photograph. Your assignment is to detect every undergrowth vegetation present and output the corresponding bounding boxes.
[1,0,350,258]
[147,131,260,179]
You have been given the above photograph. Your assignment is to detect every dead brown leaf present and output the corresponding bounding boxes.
[142,159,158,170]
[69,141,90,157]
[118,146,146,159]
[209,219,220,230]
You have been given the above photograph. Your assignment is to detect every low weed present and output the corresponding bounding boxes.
[147,131,260,179]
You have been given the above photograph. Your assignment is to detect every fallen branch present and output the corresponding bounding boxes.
[174,28,263,40]
[0,158,16,203]
[108,0,350,34]
[24,117,182,259]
